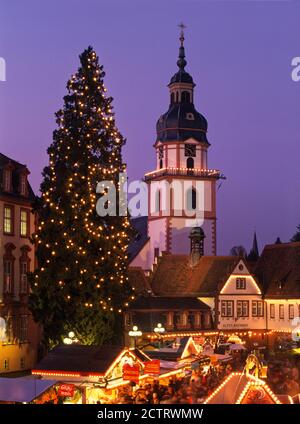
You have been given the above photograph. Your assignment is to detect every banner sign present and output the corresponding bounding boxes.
[58,384,75,397]
[144,360,160,375]
[122,364,140,382]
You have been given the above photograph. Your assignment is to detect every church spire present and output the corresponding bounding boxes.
[247,231,259,262]
[177,22,187,71]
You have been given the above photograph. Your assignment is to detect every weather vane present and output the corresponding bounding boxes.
[178,22,186,46]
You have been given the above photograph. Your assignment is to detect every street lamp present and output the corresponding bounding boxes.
[128,325,142,348]
[63,331,79,345]
[154,323,165,348]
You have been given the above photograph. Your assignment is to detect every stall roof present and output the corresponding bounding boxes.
[33,345,151,378]
[0,378,56,403]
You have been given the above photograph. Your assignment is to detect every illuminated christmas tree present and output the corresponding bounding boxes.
[29,46,133,347]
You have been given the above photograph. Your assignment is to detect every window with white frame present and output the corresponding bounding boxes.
[289,305,295,320]
[279,304,284,319]
[252,301,264,317]
[20,174,27,196]
[3,169,12,192]
[270,304,275,319]
[20,209,29,237]
[237,300,249,317]
[221,300,234,317]
[3,206,13,234]
[236,277,246,290]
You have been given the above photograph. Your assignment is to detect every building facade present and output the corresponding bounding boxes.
[0,153,40,373]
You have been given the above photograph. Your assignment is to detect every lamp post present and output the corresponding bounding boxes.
[154,323,165,348]
[63,331,79,345]
[128,325,142,348]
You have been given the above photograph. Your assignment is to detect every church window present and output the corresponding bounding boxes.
[181,91,190,103]
[186,157,194,170]
[187,187,197,211]
[155,190,161,213]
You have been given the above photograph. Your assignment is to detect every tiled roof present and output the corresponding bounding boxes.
[128,296,210,310]
[254,242,300,298]
[128,216,149,262]
[128,267,152,295]
[151,254,240,296]
[34,344,125,374]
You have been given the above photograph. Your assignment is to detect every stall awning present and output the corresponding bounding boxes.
[0,377,57,402]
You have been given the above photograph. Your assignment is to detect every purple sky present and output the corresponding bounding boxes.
[0,0,300,255]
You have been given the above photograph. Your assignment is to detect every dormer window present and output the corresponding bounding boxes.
[3,168,12,192]
[20,174,27,196]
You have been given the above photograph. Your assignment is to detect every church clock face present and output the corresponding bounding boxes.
[185,143,196,157]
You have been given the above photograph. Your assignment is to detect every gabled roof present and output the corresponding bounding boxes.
[144,337,198,361]
[33,344,124,375]
[204,372,281,404]
[128,267,152,295]
[254,242,300,298]
[151,254,241,296]
[128,216,149,263]
[0,152,35,202]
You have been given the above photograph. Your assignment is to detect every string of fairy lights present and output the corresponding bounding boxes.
[33,48,135,318]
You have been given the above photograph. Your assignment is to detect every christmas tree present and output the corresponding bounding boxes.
[29,46,133,347]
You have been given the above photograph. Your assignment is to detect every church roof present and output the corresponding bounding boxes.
[156,26,209,144]
[254,242,300,298]
[156,104,209,144]
[151,254,241,297]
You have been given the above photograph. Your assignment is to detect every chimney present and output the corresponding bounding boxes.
[189,226,205,266]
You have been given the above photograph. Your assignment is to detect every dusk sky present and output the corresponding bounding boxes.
[0,0,299,255]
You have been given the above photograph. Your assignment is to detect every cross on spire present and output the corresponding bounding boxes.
[178,22,186,47]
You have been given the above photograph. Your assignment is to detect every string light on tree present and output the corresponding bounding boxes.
[29,46,133,347]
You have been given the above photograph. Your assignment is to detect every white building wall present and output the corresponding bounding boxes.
[265,299,300,332]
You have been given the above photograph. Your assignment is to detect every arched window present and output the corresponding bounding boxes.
[170,92,175,104]
[181,91,190,103]
[159,159,163,169]
[187,187,197,211]
[186,157,194,169]
[155,190,161,213]
[176,91,179,103]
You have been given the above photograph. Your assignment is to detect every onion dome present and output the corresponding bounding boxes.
[156,25,209,145]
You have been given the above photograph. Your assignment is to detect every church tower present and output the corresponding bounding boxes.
[130,27,222,270]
